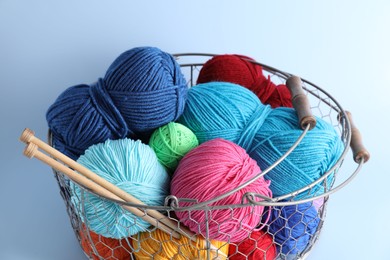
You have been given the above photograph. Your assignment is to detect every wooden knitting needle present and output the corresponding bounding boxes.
[20,129,212,244]
[20,129,191,235]
[23,142,182,239]
[21,131,226,256]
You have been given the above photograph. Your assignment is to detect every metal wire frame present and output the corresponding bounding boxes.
[49,53,365,209]
[168,53,363,207]
[48,53,367,260]
[53,169,328,260]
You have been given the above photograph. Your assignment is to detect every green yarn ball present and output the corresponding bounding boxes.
[149,122,199,173]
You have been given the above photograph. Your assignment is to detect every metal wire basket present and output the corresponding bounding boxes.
[51,53,369,260]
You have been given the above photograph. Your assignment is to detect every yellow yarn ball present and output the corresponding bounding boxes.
[132,229,229,259]
[149,122,199,173]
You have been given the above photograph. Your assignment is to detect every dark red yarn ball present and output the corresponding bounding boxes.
[197,54,292,108]
[228,230,277,260]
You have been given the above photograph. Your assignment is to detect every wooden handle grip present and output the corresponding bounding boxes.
[286,76,316,130]
[342,111,370,163]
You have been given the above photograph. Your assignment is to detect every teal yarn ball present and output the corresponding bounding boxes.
[178,82,344,199]
[70,138,170,239]
[249,107,343,199]
[178,82,272,150]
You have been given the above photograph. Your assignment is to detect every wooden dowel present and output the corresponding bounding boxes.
[23,142,181,239]
[286,76,316,130]
[20,128,192,237]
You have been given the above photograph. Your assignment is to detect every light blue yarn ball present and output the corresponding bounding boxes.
[70,138,170,239]
[178,82,344,200]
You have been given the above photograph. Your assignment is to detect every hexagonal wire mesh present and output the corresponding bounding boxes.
[50,53,365,260]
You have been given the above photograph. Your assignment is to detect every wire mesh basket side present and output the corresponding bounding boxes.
[49,53,359,259]
[53,170,329,260]
[175,53,351,205]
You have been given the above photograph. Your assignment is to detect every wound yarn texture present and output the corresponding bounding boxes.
[178,82,344,199]
[47,46,187,160]
[228,230,277,260]
[197,54,292,108]
[132,229,229,259]
[70,138,170,239]
[149,122,199,173]
[79,224,132,260]
[265,202,320,256]
[171,138,272,242]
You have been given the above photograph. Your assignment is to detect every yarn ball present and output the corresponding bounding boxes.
[228,230,277,260]
[178,82,344,199]
[170,138,273,242]
[79,224,132,260]
[132,229,229,259]
[47,46,187,159]
[313,198,325,211]
[197,54,292,108]
[265,202,320,256]
[70,138,170,239]
[149,122,199,173]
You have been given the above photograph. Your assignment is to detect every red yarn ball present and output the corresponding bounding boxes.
[228,230,277,260]
[197,54,292,108]
[79,224,132,260]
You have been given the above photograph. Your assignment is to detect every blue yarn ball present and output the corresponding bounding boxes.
[70,138,170,239]
[178,82,272,149]
[249,107,342,199]
[265,202,320,256]
[47,46,187,159]
[178,82,344,199]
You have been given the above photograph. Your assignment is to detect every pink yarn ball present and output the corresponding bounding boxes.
[313,198,324,211]
[171,138,272,242]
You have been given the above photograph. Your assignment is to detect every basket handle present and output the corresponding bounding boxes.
[341,111,370,163]
[286,76,317,130]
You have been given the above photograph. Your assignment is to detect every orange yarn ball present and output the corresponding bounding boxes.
[79,224,132,260]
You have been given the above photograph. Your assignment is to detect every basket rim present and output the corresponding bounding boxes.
[49,53,361,208]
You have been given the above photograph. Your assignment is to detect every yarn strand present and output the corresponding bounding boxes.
[47,46,187,159]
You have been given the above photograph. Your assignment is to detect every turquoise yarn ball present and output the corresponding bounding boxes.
[70,138,170,239]
[178,82,272,150]
[178,82,344,199]
[249,107,343,199]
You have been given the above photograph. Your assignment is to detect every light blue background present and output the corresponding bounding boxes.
[1,1,388,259]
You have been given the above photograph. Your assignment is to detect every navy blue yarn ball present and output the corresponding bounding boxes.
[47,47,187,159]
